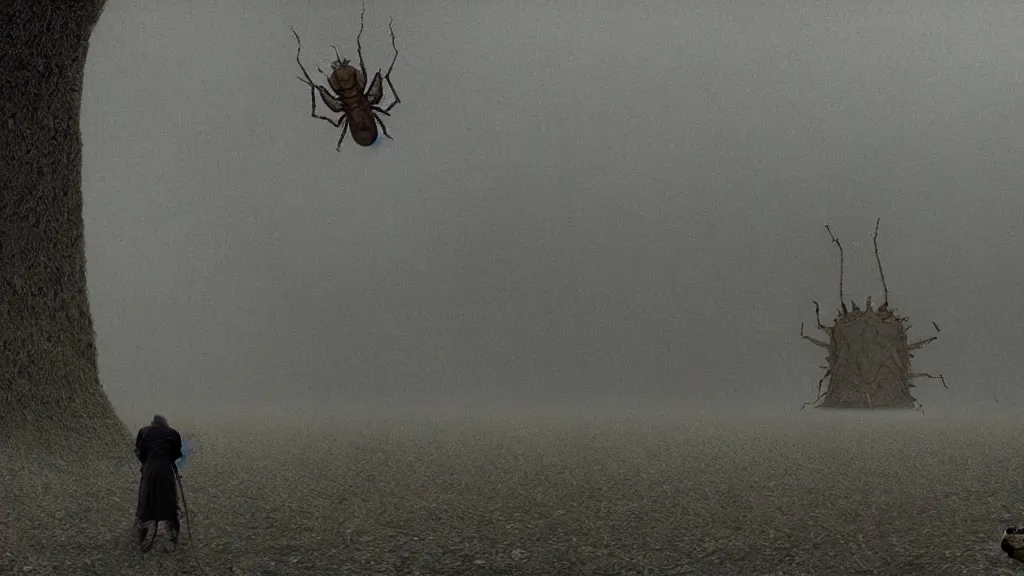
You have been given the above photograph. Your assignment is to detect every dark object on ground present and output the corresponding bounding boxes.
[1001,527,1024,562]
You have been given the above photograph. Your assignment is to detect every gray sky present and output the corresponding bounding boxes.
[81,0,1024,422]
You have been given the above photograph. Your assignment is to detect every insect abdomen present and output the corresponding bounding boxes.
[347,107,378,146]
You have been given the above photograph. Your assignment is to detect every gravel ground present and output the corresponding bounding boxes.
[3,408,1024,575]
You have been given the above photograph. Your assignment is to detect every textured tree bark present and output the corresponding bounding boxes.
[816,304,917,409]
[800,220,946,410]
[0,0,128,451]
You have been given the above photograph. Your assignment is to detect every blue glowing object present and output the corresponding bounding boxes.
[175,437,192,470]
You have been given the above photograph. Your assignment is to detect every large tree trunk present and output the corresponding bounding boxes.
[0,0,128,454]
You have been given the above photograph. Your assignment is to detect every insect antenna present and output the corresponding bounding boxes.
[291,28,319,88]
[384,18,399,77]
[356,0,369,82]
[377,18,401,114]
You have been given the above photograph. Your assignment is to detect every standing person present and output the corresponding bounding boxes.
[135,414,183,549]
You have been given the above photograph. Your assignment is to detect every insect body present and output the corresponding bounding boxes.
[291,4,400,151]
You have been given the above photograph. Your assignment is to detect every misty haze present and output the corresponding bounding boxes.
[4,0,1024,574]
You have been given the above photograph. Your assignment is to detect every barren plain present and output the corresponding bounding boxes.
[3,405,1022,575]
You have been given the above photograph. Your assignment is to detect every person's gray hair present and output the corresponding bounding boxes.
[151,414,169,427]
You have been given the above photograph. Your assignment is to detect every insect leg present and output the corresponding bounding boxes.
[303,75,348,127]
[335,117,350,152]
[373,113,393,140]
[315,85,346,114]
[291,28,321,90]
[379,18,401,113]
[297,73,346,114]
[356,0,368,82]
[293,27,346,115]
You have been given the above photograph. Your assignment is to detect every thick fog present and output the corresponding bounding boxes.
[80,1,1024,423]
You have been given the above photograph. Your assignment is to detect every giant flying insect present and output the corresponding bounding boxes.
[291,5,400,151]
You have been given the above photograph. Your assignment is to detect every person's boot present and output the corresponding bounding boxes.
[168,519,180,548]
[137,521,155,551]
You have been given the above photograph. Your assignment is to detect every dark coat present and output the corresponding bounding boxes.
[135,424,183,522]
